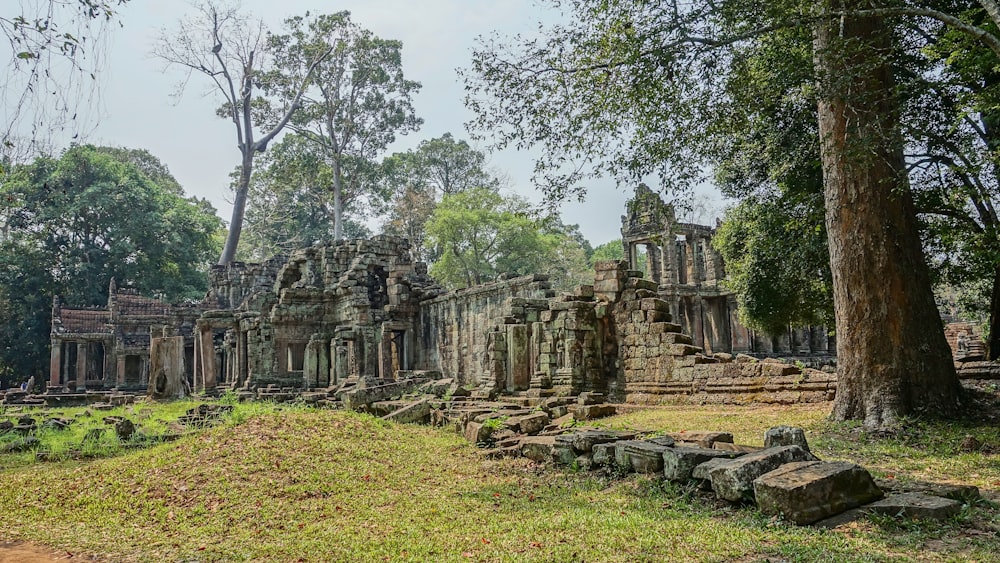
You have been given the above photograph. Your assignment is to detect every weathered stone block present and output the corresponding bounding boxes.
[571,404,616,421]
[874,479,980,503]
[669,430,734,448]
[382,399,430,424]
[709,445,818,502]
[509,412,549,435]
[572,430,633,453]
[663,446,743,481]
[464,421,492,444]
[520,436,556,462]
[660,333,694,345]
[577,392,605,405]
[622,441,672,473]
[761,363,801,377]
[592,442,617,466]
[552,444,578,466]
[764,426,810,452]
[753,461,883,524]
[866,493,963,520]
[614,440,640,471]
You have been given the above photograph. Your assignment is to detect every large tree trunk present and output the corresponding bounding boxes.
[989,266,1000,360]
[219,156,253,265]
[332,158,344,240]
[815,5,961,428]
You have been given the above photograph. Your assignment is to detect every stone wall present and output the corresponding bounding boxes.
[415,275,553,389]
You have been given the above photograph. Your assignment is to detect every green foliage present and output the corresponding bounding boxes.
[589,240,625,265]
[267,11,422,239]
[425,188,592,289]
[239,134,372,261]
[0,145,221,383]
[714,197,832,335]
[381,133,498,261]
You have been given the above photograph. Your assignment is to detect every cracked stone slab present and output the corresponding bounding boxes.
[753,461,883,525]
[663,446,744,481]
[709,445,818,502]
[866,492,963,520]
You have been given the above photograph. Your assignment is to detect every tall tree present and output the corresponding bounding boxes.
[0,144,221,383]
[268,11,421,241]
[240,133,374,261]
[152,2,332,265]
[382,133,498,261]
[463,1,1000,426]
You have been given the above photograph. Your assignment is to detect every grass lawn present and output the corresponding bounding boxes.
[0,400,997,562]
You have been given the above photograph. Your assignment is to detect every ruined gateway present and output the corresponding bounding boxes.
[47,188,837,405]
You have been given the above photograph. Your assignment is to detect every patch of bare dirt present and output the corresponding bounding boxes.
[0,541,94,562]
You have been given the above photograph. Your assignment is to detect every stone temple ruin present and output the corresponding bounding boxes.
[42,186,837,406]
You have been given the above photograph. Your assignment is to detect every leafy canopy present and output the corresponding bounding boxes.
[0,144,222,381]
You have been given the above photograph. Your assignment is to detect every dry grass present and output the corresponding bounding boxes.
[0,403,996,562]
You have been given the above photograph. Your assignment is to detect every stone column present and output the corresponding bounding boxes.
[49,339,62,386]
[76,342,88,391]
[693,299,705,349]
[195,327,217,392]
[117,355,126,387]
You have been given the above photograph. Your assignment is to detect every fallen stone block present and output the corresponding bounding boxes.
[709,445,817,502]
[625,441,672,474]
[874,479,980,503]
[552,446,577,465]
[753,461,883,525]
[464,421,492,444]
[572,430,633,453]
[577,392,605,405]
[0,436,39,453]
[592,442,617,467]
[520,436,556,462]
[574,454,594,471]
[713,442,763,454]
[571,404,617,421]
[614,440,641,472]
[692,457,738,481]
[509,412,550,435]
[114,419,136,441]
[382,399,430,424]
[866,493,963,520]
[668,430,734,448]
[764,426,810,452]
[663,446,744,481]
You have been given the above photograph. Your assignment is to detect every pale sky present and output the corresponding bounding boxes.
[8,0,725,247]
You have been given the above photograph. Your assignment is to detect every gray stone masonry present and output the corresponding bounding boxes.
[709,445,818,502]
[753,461,883,524]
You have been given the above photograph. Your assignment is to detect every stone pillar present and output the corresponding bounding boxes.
[76,342,88,391]
[333,339,348,385]
[117,355,126,387]
[378,330,394,381]
[49,339,62,386]
[199,327,217,391]
[693,299,705,349]
[506,324,530,391]
[647,243,661,284]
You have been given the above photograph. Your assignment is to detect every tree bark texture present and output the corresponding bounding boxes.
[815,4,961,427]
[218,157,253,265]
[989,266,1000,360]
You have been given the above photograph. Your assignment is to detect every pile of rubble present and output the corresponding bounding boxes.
[433,402,977,526]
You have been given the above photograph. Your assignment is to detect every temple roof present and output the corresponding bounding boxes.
[56,309,111,335]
